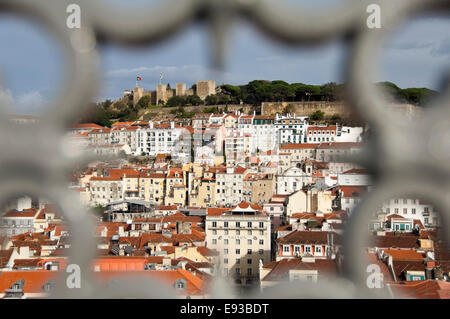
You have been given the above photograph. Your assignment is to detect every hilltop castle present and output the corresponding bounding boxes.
[124,80,216,106]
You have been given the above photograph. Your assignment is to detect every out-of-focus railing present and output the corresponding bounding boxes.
[0,0,448,298]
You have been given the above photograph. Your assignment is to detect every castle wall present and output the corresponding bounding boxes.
[261,101,351,117]
[133,87,144,106]
[176,83,186,96]
[132,80,216,106]
[196,80,216,100]
[156,84,167,104]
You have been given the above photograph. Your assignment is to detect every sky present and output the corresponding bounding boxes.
[0,0,448,114]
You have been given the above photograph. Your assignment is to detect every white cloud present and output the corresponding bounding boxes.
[0,87,47,115]
[16,90,45,108]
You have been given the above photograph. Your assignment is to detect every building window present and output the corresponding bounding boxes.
[283,246,290,253]
[212,221,217,227]
[259,239,264,245]
[236,268,240,275]
[248,239,252,245]
[236,239,240,245]
[247,258,252,264]
[247,268,252,276]
[236,249,240,255]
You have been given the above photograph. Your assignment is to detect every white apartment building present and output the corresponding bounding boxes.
[89,176,124,207]
[135,122,190,161]
[206,202,271,287]
[275,113,308,145]
[335,126,364,143]
[381,198,440,228]
[215,166,248,206]
[224,132,246,166]
[110,126,138,154]
[277,166,312,195]
[306,125,364,144]
[315,142,364,162]
[306,125,338,143]
[337,168,371,186]
[234,114,276,154]
[252,116,277,153]
[0,198,37,236]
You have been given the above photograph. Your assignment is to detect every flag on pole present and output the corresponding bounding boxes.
[137,76,142,81]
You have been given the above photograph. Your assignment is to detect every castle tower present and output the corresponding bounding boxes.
[196,80,216,100]
[133,87,144,106]
[156,84,167,104]
[176,83,186,96]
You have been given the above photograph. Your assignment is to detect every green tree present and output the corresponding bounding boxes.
[310,110,325,121]
[136,96,151,109]
[166,95,186,107]
[186,94,203,106]
[204,106,219,114]
[217,93,232,105]
[205,95,219,105]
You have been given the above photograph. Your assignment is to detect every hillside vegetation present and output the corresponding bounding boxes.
[78,80,438,127]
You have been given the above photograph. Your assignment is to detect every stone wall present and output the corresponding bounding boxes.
[261,101,351,117]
